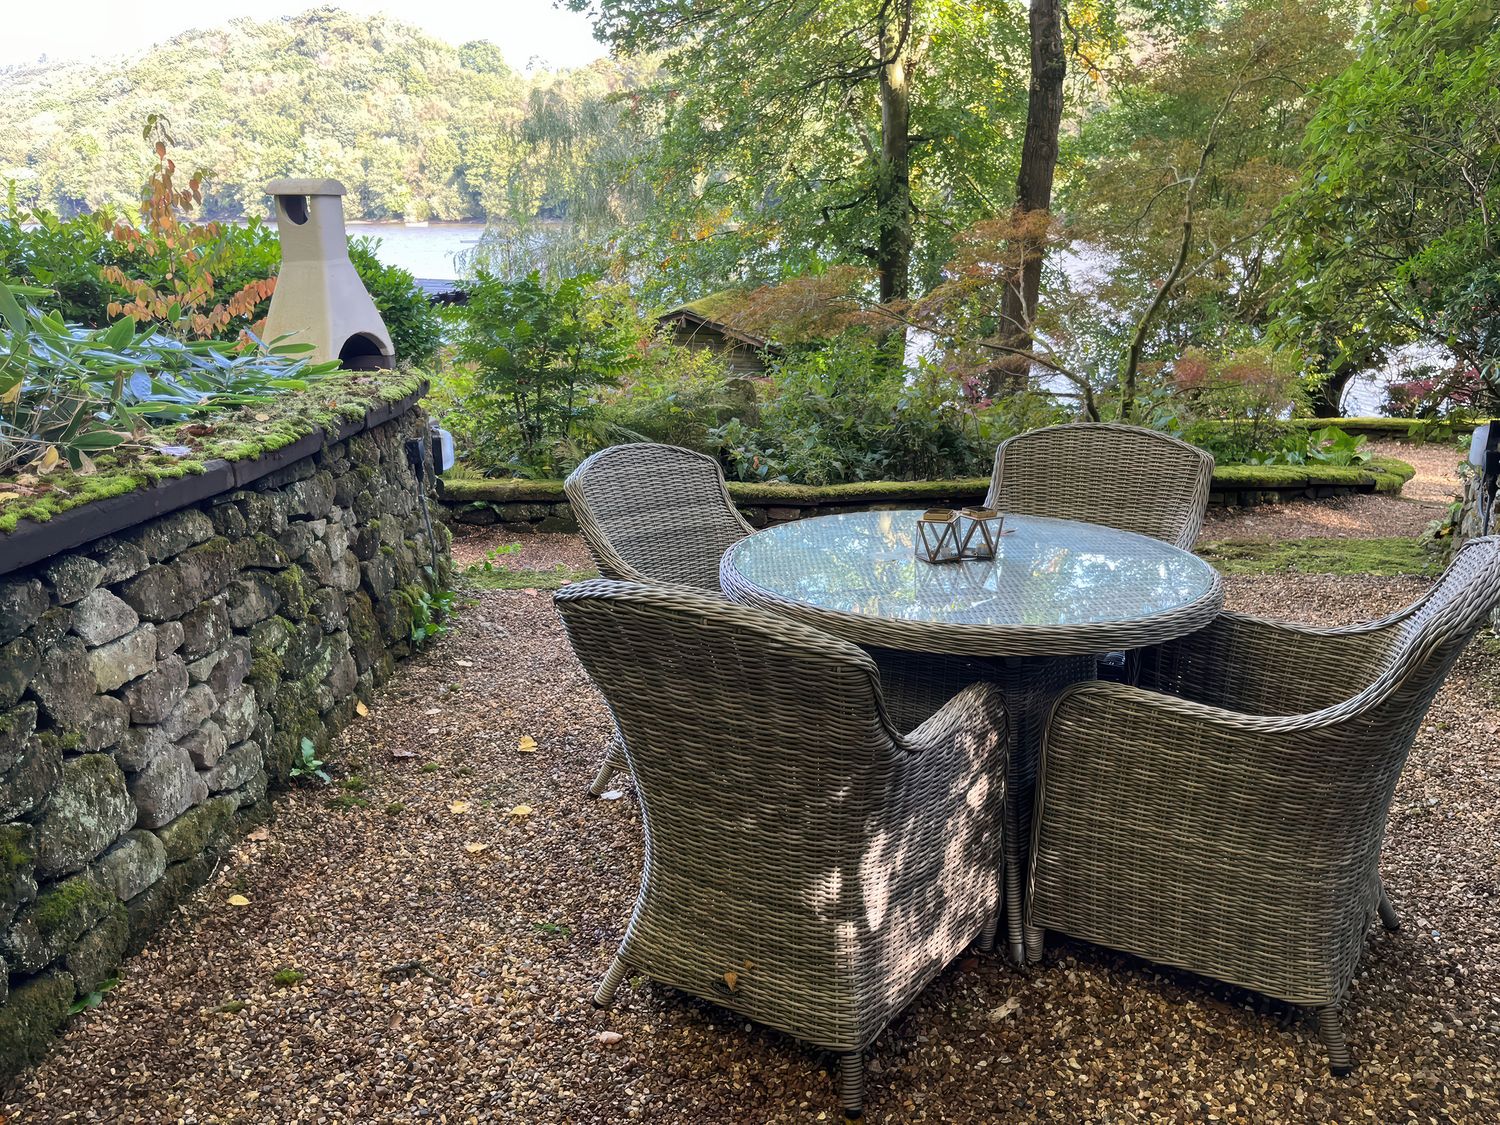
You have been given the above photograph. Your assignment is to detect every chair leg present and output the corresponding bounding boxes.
[1023,923,1045,964]
[587,735,628,798]
[974,914,996,955]
[1377,882,1401,932]
[1314,1004,1355,1077]
[1004,860,1025,964]
[593,955,630,1008]
[837,1051,865,1120]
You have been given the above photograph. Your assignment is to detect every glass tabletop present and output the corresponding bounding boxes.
[722,510,1221,648]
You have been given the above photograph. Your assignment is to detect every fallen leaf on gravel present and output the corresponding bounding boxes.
[988,997,1020,1022]
[455,660,473,668]
[424,707,443,716]
[464,842,489,854]
[390,749,417,759]
[597,1031,624,1046]
[600,789,625,801]
[355,701,369,717]
[508,804,533,819]
[246,827,270,842]
[226,895,251,907]
[517,735,537,753]
[449,801,471,814]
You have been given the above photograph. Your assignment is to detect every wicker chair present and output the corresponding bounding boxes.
[985,422,1214,550]
[564,443,756,795]
[555,579,1009,1118]
[1025,535,1500,1075]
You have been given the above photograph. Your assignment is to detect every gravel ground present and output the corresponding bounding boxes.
[1199,438,1465,543]
[5,540,1497,1124]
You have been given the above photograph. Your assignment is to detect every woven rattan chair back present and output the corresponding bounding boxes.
[565,443,753,590]
[555,578,1005,1094]
[986,422,1213,549]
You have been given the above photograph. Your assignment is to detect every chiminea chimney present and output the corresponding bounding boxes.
[263,178,395,369]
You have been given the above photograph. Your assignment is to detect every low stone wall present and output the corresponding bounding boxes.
[439,458,1416,532]
[1456,474,1498,543]
[0,404,450,1075]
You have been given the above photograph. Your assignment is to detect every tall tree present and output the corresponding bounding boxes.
[571,1,1030,303]
[990,0,1065,393]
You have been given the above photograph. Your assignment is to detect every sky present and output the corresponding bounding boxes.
[0,0,606,72]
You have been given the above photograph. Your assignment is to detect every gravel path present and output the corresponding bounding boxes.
[5,551,1497,1123]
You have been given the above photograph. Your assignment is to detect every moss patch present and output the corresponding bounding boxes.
[0,822,32,878]
[0,972,75,1079]
[1,370,425,533]
[1197,536,1449,577]
[32,876,117,939]
[462,564,597,592]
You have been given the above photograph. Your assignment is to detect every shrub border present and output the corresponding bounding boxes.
[0,382,427,579]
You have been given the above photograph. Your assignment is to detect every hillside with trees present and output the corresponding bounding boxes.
[0,6,643,223]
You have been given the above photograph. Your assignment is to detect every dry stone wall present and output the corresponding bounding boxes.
[0,405,450,1075]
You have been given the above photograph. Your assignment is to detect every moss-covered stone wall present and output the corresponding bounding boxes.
[0,404,451,1077]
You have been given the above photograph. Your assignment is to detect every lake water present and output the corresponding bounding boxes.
[341,221,487,280]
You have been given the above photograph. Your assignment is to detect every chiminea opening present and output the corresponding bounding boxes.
[338,332,396,370]
[282,195,310,225]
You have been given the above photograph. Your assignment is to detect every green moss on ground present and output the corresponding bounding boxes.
[1197,536,1449,577]
[462,563,598,592]
[1,370,426,533]
[441,458,1418,508]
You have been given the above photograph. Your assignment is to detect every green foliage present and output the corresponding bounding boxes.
[404,583,456,647]
[346,238,444,368]
[289,738,330,786]
[272,968,307,987]
[712,335,1056,485]
[1276,0,1500,404]
[68,977,120,1016]
[463,561,597,591]
[442,271,639,475]
[0,281,338,475]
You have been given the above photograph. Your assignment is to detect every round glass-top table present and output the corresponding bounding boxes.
[720,509,1224,962]
[719,509,1223,656]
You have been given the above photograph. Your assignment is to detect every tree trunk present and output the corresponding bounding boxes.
[876,18,913,305]
[989,0,1066,396]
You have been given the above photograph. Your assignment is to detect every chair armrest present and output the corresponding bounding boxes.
[1141,609,1396,715]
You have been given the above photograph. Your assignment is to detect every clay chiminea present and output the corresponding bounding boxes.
[263,178,395,369]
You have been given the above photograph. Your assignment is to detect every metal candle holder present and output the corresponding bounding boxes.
[915,509,964,564]
[959,506,1006,560]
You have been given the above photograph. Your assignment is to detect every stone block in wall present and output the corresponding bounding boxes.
[231,490,288,537]
[179,597,230,662]
[87,624,157,694]
[2,873,115,973]
[112,725,168,773]
[174,538,239,605]
[0,638,41,711]
[64,903,128,995]
[0,703,37,773]
[155,796,235,864]
[0,579,48,645]
[0,971,74,1074]
[31,637,93,728]
[203,739,261,794]
[70,589,139,647]
[120,655,189,726]
[213,684,256,746]
[30,754,135,879]
[286,471,335,519]
[126,744,207,829]
[1,822,35,928]
[181,721,227,771]
[91,830,166,902]
[0,737,62,822]
[331,550,362,593]
[87,537,149,585]
[226,575,279,631]
[154,620,184,659]
[75,697,130,754]
[131,509,214,564]
[28,607,72,654]
[117,564,189,622]
[161,684,217,743]
[42,556,103,607]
